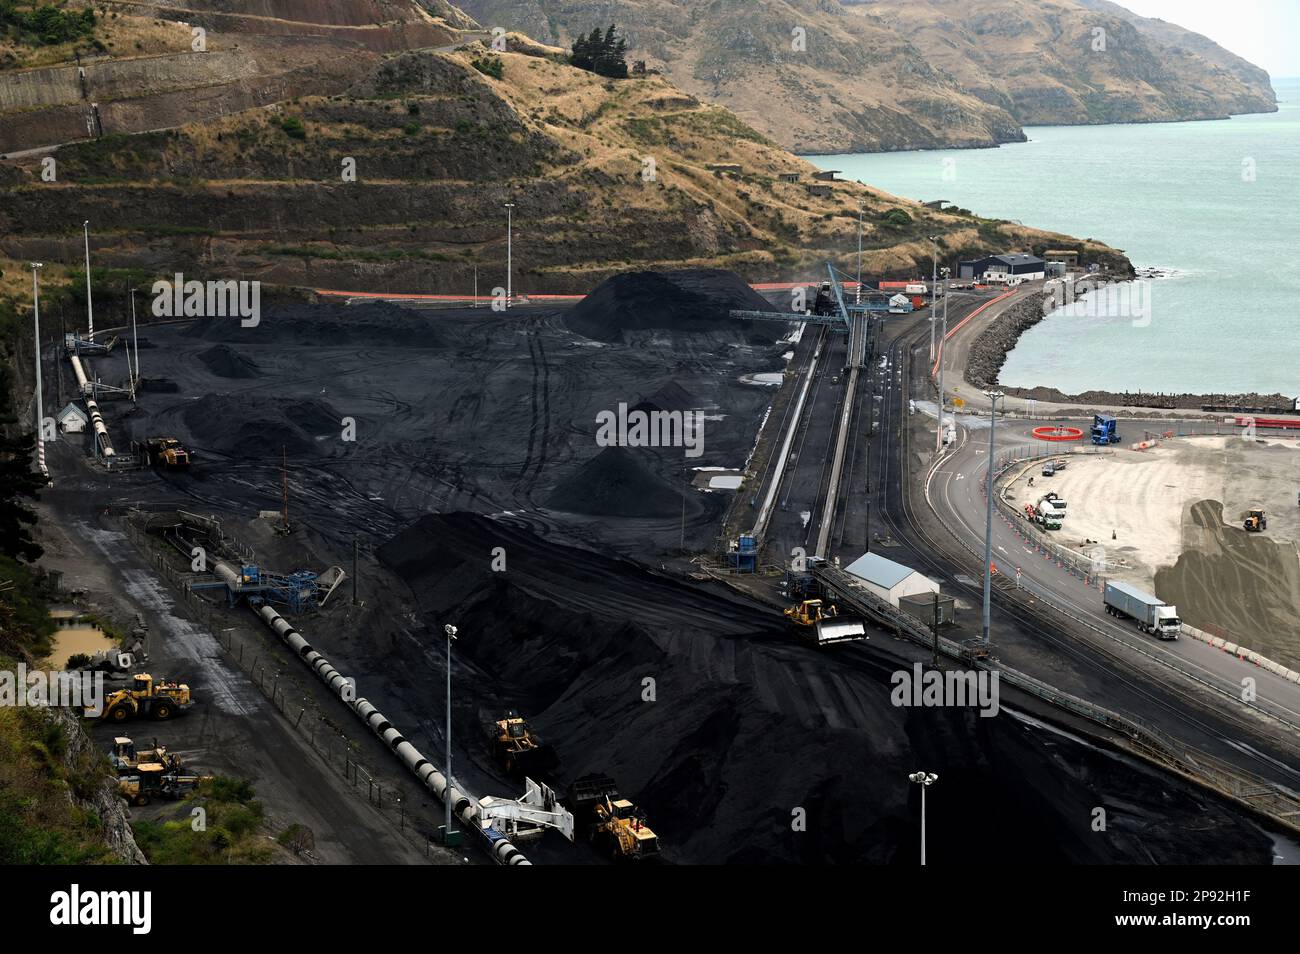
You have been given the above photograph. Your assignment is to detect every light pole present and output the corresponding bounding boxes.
[856,199,864,304]
[31,263,46,477]
[504,202,515,307]
[927,236,939,360]
[82,220,93,340]
[443,623,458,844]
[935,265,950,453]
[981,390,1005,644]
[908,771,938,865]
[129,287,140,402]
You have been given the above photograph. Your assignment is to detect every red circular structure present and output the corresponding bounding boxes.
[1032,425,1084,442]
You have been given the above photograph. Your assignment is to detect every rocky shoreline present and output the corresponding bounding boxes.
[965,289,1294,413]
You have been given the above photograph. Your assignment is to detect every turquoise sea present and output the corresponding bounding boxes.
[811,77,1300,397]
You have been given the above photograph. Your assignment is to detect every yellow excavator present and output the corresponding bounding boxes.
[118,762,209,807]
[1243,507,1267,533]
[91,673,194,722]
[146,437,191,468]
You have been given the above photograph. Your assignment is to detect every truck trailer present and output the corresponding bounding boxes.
[1104,582,1180,639]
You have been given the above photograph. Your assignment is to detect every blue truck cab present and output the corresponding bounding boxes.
[1091,415,1120,445]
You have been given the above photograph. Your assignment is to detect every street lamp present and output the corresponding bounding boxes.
[30,263,45,478]
[856,199,864,304]
[442,623,459,845]
[82,220,93,341]
[935,265,950,454]
[927,236,940,360]
[504,202,515,307]
[981,390,1005,644]
[908,771,938,865]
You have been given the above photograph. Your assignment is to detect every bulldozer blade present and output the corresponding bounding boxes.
[813,619,867,645]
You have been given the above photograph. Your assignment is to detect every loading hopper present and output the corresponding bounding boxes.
[813,618,867,645]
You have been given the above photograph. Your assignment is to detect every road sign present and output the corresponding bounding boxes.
[953,397,965,408]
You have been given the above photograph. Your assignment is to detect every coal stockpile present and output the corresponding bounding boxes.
[181,394,344,459]
[378,513,1273,865]
[545,446,686,518]
[565,269,782,343]
[183,301,446,348]
[197,344,261,379]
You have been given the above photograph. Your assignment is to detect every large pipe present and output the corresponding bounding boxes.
[245,592,529,865]
[68,352,115,457]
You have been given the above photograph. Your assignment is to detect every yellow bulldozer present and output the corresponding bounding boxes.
[91,673,193,723]
[1243,507,1267,533]
[784,599,867,645]
[491,710,559,777]
[146,437,191,468]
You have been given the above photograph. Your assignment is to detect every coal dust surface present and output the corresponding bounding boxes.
[377,513,1274,865]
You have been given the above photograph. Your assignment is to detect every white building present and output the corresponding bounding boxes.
[843,552,938,607]
[57,402,89,434]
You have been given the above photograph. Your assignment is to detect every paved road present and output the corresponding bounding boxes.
[931,417,1300,730]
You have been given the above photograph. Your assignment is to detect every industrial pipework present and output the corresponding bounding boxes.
[247,594,531,865]
[68,353,116,457]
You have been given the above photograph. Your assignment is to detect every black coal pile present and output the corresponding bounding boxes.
[197,344,261,379]
[632,379,697,415]
[182,302,446,348]
[378,513,1274,865]
[544,447,686,518]
[565,269,782,343]
[181,394,343,459]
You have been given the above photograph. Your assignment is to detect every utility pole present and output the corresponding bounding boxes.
[935,266,950,453]
[981,391,1005,644]
[83,220,94,340]
[927,236,939,361]
[504,202,515,307]
[31,263,46,480]
[473,265,478,308]
[856,199,864,304]
[442,624,459,845]
[908,772,938,865]
[129,287,140,402]
[931,591,941,668]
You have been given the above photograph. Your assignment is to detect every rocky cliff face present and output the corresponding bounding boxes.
[458,0,1275,152]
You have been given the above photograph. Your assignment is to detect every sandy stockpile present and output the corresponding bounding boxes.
[375,512,1273,865]
[1157,501,1300,669]
[564,269,782,344]
[182,302,446,348]
[1009,437,1300,589]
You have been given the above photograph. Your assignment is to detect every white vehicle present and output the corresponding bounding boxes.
[1104,582,1181,639]
[905,283,928,296]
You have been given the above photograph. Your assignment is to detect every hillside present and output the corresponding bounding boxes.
[0,36,1131,296]
[457,0,1276,153]
[859,0,1277,128]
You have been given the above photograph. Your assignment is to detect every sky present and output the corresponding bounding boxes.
[1119,0,1299,78]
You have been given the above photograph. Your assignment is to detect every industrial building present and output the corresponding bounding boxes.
[56,402,88,433]
[842,552,939,607]
[958,253,1046,282]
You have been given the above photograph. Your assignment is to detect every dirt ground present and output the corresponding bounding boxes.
[1004,435,1300,667]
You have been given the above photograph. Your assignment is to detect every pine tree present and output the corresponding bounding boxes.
[0,363,47,562]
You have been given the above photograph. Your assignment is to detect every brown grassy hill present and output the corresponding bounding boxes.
[858,0,1276,126]
[459,0,1275,153]
[0,39,1130,296]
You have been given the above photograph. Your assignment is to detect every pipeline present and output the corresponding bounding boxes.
[246,594,530,865]
[68,353,116,457]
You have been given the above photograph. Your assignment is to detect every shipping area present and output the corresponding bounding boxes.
[21,259,1300,867]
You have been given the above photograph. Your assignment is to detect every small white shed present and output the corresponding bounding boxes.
[843,552,938,607]
[57,402,89,434]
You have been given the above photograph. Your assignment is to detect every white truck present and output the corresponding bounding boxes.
[905,283,928,296]
[1037,493,1066,514]
[1104,582,1181,640]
